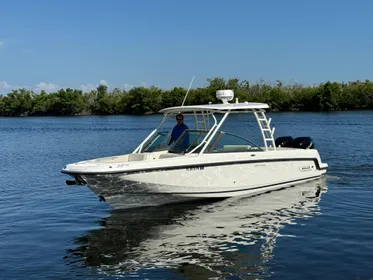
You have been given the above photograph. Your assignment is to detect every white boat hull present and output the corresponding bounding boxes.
[88,175,325,209]
[69,153,327,209]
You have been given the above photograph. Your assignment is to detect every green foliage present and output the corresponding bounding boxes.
[1,78,373,117]
[51,88,86,115]
[161,87,186,108]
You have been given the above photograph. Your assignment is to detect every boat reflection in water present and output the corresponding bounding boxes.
[66,177,328,279]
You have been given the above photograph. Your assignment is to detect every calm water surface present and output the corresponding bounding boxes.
[1,112,373,279]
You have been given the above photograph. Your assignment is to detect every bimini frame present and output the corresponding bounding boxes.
[132,103,276,154]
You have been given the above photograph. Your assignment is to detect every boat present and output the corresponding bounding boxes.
[61,89,328,209]
[65,178,328,276]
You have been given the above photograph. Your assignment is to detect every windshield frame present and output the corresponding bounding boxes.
[132,107,276,155]
[168,129,263,154]
[206,131,263,153]
[168,129,209,154]
[141,130,171,153]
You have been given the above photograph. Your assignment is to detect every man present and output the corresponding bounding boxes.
[169,113,189,145]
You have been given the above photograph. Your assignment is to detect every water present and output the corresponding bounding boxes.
[0,111,373,279]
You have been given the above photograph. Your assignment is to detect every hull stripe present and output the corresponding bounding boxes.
[63,157,328,176]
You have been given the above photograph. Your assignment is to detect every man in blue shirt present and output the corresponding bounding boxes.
[169,113,189,145]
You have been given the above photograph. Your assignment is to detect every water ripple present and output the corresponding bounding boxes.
[2,112,373,279]
[65,179,327,278]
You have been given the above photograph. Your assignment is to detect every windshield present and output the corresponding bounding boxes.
[168,130,207,154]
[141,131,171,153]
[207,132,262,153]
[168,130,262,154]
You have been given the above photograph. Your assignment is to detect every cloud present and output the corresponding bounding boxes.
[80,79,110,92]
[1,79,136,94]
[35,82,59,92]
[0,41,3,48]
[0,81,11,89]
[99,79,108,86]
[80,83,96,92]
[123,83,135,91]
[0,81,30,94]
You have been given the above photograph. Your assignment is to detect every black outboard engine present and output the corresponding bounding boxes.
[275,136,293,147]
[292,137,314,149]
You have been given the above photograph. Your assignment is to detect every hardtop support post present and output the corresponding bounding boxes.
[132,113,171,153]
[199,111,230,154]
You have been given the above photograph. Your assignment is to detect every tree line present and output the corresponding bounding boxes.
[1,77,373,116]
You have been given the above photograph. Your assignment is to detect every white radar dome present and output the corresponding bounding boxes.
[216,90,234,104]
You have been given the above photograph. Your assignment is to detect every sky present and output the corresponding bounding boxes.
[1,0,373,94]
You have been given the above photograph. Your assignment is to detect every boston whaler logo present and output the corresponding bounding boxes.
[186,166,205,171]
[299,165,313,172]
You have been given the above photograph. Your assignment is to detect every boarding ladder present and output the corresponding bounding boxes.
[254,110,276,151]
[194,111,210,130]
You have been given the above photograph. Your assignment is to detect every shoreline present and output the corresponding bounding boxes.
[1,108,372,118]
[1,78,373,117]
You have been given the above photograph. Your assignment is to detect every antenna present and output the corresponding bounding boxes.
[181,76,195,106]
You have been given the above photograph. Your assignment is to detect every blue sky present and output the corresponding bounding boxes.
[1,0,373,93]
